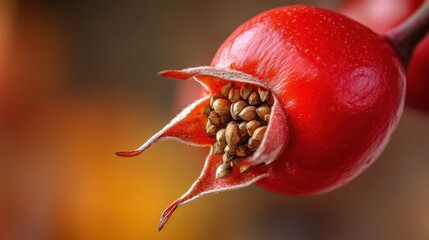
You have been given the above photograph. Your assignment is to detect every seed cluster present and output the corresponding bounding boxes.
[204,83,273,178]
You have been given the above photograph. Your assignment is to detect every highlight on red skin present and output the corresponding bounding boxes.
[340,0,429,112]
[117,5,405,230]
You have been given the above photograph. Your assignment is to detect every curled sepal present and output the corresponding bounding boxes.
[158,152,268,231]
[239,101,289,172]
[160,66,266,94]
[116,96,214,157]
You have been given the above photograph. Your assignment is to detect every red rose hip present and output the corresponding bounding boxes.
[117,5,405,230]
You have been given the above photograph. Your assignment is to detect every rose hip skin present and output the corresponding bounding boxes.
[117,5,405,229]
[341,0,429,112]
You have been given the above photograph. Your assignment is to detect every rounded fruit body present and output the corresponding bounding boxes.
[211,6,405,195]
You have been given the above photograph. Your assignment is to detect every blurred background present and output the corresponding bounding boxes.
[0,0,428,239]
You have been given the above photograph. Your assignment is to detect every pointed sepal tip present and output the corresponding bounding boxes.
[115,150,144,157]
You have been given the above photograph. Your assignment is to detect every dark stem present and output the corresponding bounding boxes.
[384,0,429,68]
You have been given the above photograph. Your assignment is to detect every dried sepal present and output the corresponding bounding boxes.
[159,67,266,94]
[157,152,269,231]
[116,96,215,157]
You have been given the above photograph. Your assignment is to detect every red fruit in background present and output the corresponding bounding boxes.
[407,34,429,111]
[118,5,405,230]
[341,0,429,112]
[341,0,423,33]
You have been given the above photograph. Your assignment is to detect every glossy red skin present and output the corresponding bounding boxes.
[341,0,429,112]
[211,6,405,195]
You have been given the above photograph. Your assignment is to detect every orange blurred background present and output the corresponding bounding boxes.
[0,0,428,239]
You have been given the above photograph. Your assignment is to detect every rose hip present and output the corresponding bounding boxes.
[117,5,405,230]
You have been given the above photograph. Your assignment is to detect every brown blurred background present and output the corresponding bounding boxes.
[0,0,428,239]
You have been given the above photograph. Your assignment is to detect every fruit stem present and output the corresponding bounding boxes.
[384,0,429,68]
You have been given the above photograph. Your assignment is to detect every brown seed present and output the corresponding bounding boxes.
[236,145,247,157]
[239,122,248,137]
[213,142,225,154]
[246,120,262,136]
[258,87,271,103]
[252,126,267,142]
[204,105,212,117]
[228,87,242,103]
[256,105,271,121]
[206,121,219,137]
[230,100,248,120]
[225,122,241,147]
[222,152,234,163]
[225,122,241,146]
[210,94,224,108]
[224,145,236,155]
[216,163,232,178]
[208,111,221,125]
[248,138,260,151]
[221,83,234,97]
[239,106,257,121]
[216,129,226,145]
[263,114,270,122]
[212,98,231,115]
[248,92,261,105]
[240,83,253,100]
[220,114,232,126]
